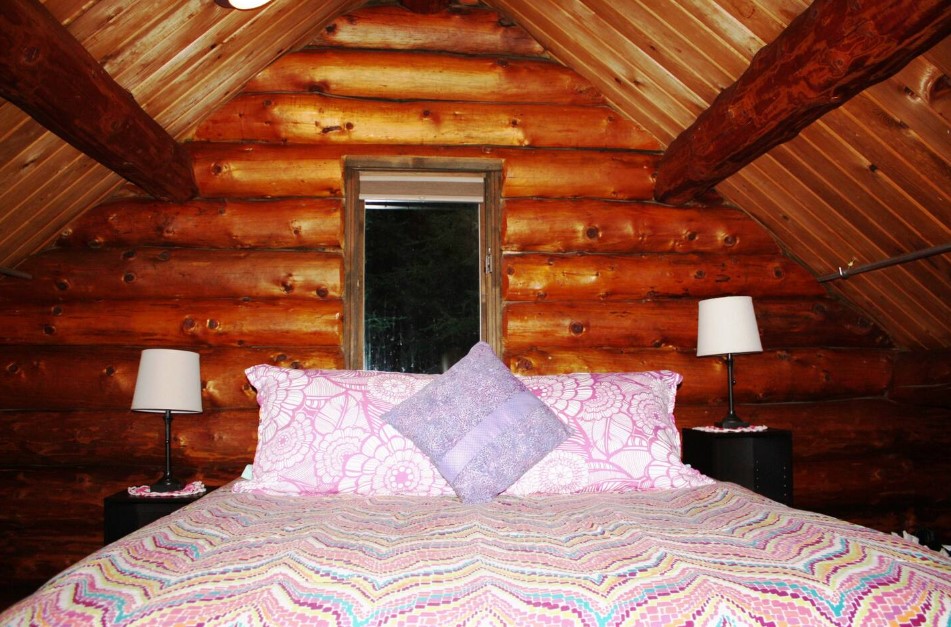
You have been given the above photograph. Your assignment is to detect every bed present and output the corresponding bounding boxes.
[4,344,950,626]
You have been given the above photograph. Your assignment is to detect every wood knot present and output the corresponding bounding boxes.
[316,287,329,298]
[50,305,63,316]
[207,319,220,330]
[585,226,600,239]
[569,321,586,335]
[104,366,116,376]
[275,353,288,362]
[694,270,706,279]
[157,250,171,261]
[515,358,533,372]
[723,235,737,247]
[210,163,224,175]
[6,362,19,374]
[122,249,136,260]
[123,272,136,283]
[22,46,40,64]
[182,317,196,331]
[281,280,294,294]
[43,324,55,335]
[685,231,697,241]
[55,279,70,291]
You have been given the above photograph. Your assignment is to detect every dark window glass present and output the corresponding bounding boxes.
[364,201,480,373]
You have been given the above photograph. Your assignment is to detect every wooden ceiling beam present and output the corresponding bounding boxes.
[654,0,951,205]
[0,0,198,202]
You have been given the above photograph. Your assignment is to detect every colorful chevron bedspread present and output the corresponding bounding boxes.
[4,483,950,626]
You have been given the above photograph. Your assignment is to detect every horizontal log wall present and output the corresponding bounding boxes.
[0,2,947,598]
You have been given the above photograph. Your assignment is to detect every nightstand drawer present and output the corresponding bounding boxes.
[103,487,214,544]
[682,429,793,505]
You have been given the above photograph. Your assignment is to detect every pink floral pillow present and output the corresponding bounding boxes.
[506,371,713,494]
[234,366,454,496]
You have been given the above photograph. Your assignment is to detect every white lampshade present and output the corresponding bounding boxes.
[131,349,203,414]
[696,296,763,357]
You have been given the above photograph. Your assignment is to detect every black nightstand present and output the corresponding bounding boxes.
[103,487,215,544]
[682,428,793,505]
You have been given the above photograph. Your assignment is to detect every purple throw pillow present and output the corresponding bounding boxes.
[382,342,572,503]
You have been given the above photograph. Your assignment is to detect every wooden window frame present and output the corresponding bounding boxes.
[343,156,503,370]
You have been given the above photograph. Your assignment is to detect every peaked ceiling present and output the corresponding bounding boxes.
[1,0,949,350]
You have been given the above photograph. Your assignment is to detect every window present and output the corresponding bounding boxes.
[344,158,502,372]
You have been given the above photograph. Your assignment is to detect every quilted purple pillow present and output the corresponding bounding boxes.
[506,371,713,494]
[382,342,572,503]
[235,366,454,496]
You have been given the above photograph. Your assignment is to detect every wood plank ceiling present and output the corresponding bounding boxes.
[0,0,949,350]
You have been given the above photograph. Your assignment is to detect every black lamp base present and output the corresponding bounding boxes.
[149,476,184,493]
[715,413,750,430]
[716,353,750,429]
[152,409,183,493]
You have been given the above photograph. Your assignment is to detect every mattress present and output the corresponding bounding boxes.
[3,482,950,626]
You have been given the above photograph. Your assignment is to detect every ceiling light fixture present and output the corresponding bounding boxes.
[215,0,274,9]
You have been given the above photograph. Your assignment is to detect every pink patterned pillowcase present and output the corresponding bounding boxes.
[506,371,714,494]
[234,366,454,496]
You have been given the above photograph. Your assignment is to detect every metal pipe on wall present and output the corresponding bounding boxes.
[818,243,951,283]
[0,266,32,279]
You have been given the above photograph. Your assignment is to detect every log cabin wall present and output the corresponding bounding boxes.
[0,3,948,598]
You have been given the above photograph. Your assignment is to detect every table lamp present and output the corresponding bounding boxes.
[697,296,763,429]
[131,349,203,492]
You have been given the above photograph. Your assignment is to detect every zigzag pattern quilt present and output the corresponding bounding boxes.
[4,483,950,626]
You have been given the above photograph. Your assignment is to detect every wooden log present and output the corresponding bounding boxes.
[244,49,604,105]
[194,94,659,150]
[0,519,100,584]
[889,349,951,407]
[6,249,343,302]
[1,408,259,467]
[503,253,824,301]
[676,399,950,461]
[507,347,893,402]
[57,198,343,250]
[655,0,951,204]
[0,346,343,410]
[503,198,780,255]
[675,398,951,533]
[0,465,247,581]
[189,143,658,200]
[0,298,343,347]
[0,0,197,202]
[503,298,890,351]
[398,0,451,15]
[315,4,545,57]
